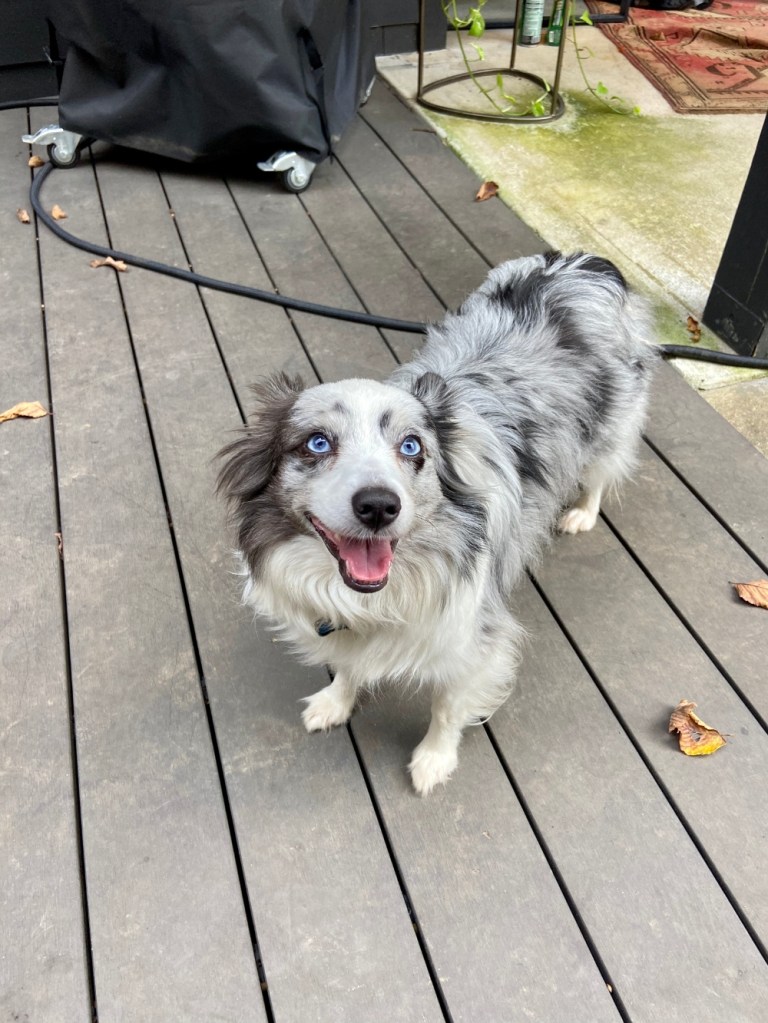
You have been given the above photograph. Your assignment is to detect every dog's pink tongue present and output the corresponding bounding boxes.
[337,537,393,582]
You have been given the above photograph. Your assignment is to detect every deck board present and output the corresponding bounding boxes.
[647,363,768,560]
[4,80,768,1021]
[0,107,92,1023]
[30,119,266,1023]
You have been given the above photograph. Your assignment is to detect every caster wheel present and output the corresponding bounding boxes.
[47,141,81,168]
[281,166,311,194]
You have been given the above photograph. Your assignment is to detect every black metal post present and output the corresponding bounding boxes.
[703,113,768,358]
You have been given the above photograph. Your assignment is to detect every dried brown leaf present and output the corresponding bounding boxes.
[0,401,49,424]
[475,181,499,202]
[668,699,726,757]
[51,204,68,220]
[731,579,768,610]
[686,314,701,343]
[28,154,45,168]
[89,256,129,272]
[16,208,31,224]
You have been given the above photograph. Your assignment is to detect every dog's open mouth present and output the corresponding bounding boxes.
[309,517,396,593]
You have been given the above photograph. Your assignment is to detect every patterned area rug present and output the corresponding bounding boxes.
[587,1,768,112]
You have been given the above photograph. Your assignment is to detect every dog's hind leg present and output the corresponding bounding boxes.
[302,671,359,732]
[558,473,605,534]
[560,393,648,535]
[559,453,627,534]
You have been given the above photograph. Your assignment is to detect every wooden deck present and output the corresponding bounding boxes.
[3,82,768,1023]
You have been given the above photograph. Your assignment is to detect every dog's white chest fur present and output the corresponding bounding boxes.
[247,536,490,688]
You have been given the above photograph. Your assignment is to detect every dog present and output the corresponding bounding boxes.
[217,251,656,795]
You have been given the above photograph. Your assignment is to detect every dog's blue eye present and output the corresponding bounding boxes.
[400,436,422,458]
[306,433,332,455]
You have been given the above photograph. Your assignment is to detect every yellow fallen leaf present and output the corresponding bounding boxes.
[16,208,30,223]
[668,699,726,757]
[475,180,499,202]
[731,579,768,610]
[51,204,68,220]
[89,256,129,272]
[28,154,45,168]
[0,401,49,424]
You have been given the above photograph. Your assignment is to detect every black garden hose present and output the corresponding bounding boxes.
[653,345,768,369]
[29,161,426,334]
[12,106,768,367]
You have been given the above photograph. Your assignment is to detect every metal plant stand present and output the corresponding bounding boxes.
[417,0,572,124]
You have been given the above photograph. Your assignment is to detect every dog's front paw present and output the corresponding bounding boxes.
[558,505,598,534]
[301,684,355,732]
[408,743,458,797]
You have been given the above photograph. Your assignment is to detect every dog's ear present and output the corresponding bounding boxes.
[412,371,449,411]
[216,372,304,504]
[412,371,457,443]
[248,372,305,411]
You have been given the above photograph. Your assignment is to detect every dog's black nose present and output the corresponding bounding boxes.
[352,487,401,531]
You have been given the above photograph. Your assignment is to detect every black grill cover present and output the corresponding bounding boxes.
[47,0,371,164]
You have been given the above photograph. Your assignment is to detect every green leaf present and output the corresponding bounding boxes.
[578,11,593,25]
[596,81,609,96]
[531,98,546,117]
[468,8,486,36]
[471,43,486,60]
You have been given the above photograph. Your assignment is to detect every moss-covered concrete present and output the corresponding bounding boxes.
[432,95,749,312]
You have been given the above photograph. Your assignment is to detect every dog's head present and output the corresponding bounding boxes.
[217,372,478,593]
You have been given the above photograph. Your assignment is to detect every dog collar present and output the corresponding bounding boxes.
[315,620,350,637]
